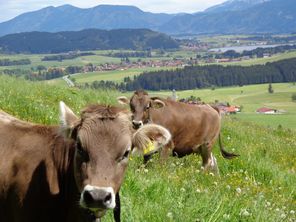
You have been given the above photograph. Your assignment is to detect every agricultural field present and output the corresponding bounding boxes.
[0,49,194,71]
[0,75,295,222]
[153,83,296,130]
[222,51,296,66]
[50,50,296,85]
[0,51,122,70]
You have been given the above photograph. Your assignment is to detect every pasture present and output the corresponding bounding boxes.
[0,75,295,221]
[49,51,296,86]
[153,83,296,130]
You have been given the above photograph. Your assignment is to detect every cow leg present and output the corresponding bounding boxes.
[200,144,219,174]
[159,140,174,163]
[113,192,121,222]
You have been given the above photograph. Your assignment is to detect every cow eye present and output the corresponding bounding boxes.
[76,141,89,162]
[119,149,130,162]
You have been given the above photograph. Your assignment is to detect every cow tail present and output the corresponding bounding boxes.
[218,134,239,159]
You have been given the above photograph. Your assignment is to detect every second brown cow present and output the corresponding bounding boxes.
[118,90,238,173]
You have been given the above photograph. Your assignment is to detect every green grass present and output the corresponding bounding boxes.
[0,76,295,222]
[150,83,296,130]
[0,74,119,124]
[0,52,122,70]
[48,67,176,86]
[106,118,296,222]
[223,51,296,66]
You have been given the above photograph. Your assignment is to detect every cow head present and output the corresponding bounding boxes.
[59,102,170,218]
[117,90,165,129]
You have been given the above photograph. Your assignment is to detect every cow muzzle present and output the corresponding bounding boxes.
[132,120,143,129]
[80,185,116,210]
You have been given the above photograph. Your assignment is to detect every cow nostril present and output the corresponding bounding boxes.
[104,193,112,204]
[83,190,94,204]
[132,121,142,129]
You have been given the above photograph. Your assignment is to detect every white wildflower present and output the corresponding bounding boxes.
[223,214,230,220]
[167,212,173,219]
[236,187,242,194]
[280,213,286,219]
[240,209,251,217]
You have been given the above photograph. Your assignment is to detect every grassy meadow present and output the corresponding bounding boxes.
[0,75,295,221]
[153,83,296,130]
[0,75,119,124]
[49,51,296,86]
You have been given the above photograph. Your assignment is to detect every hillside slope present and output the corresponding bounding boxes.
[0,29,179,53]
[0,75,295,221]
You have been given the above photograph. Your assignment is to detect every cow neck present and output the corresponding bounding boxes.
[51,133,76,195]
[52,133,86,220]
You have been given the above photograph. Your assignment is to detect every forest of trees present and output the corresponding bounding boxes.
[105,51,152,58]
[0,29,179,53]
[122,58,296,91]
[42,52,95,61]
[0,58,31,66]
[1,65,83,81]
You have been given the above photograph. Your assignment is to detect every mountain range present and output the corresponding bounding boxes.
[0,0,295,36]
[205,0,271,13]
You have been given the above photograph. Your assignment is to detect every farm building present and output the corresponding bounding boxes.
[216,103,240,115]
[256,107,280,114]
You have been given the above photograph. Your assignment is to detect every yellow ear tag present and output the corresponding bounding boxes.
[143,141,155,155]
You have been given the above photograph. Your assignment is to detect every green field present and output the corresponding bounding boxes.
[0,75,295,222]
[222,51,296,66]
[0,51,123,70]
[151,83,296,130]
[49,50,296,85]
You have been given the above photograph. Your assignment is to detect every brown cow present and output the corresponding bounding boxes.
[0,102,171,222]
[118,90,238,173]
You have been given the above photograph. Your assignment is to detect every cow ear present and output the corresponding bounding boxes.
[117,96,130,105]
[59,101,79,137]
[152,99,165,109]
[132,124,171,154]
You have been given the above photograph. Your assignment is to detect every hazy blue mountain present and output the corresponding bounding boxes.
[0,29,179,53]
[205,0,271,13]
[0,5,174,36]
[0,0,295,36]
[161,0,296,34]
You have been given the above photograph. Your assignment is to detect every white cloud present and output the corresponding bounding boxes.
[0,0,227,22]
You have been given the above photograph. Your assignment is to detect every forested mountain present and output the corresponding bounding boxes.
[0,29,179,53]
[123,58,296,91]
[0,0,296,36]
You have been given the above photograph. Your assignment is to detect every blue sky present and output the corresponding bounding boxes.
[0,0,227,22]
